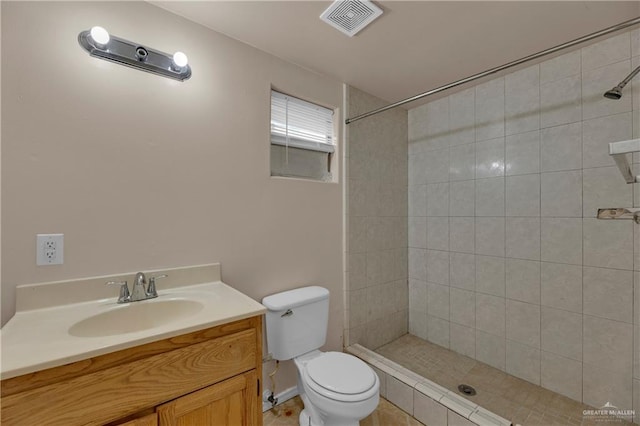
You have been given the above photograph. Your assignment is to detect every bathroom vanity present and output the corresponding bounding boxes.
[0,264,265,426]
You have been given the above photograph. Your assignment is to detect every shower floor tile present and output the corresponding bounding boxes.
[376,334,632,426]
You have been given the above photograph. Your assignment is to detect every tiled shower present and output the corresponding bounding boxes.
[346,28,640,415]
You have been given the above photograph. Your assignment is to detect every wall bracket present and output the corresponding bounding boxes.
[609,138,640,184]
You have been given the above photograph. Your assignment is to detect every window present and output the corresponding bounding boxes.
[270,90,335,181]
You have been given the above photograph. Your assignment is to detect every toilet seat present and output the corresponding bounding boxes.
[302,352,378,403]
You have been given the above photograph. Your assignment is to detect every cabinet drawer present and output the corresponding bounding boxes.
[1,328,257,426]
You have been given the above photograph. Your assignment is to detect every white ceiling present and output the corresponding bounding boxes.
[154,1,639,108]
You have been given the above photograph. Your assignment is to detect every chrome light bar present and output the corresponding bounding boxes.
[78,26,192,81]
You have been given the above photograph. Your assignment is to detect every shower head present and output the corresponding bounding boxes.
[604,86,623,100]
[604,65,640,100]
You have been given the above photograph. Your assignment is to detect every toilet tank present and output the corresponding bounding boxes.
[262,286,329,361]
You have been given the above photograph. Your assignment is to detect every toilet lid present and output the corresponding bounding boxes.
[306,352,376,395]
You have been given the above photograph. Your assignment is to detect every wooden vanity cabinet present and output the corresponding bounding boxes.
[1,316,263,426]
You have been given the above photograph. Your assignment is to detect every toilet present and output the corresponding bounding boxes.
[262,286,379,426]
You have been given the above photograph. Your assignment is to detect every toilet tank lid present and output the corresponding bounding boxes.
[262,286,329,311]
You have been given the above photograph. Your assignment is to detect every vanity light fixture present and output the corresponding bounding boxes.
[78,26,192,81]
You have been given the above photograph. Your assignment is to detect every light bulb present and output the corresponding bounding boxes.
[172,51,188,68]
[90,26,110,46]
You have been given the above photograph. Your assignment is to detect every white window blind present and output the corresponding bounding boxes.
[270,90,335,154]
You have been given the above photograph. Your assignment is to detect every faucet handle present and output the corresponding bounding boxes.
[147,274,167,298]
[106,280,130,303]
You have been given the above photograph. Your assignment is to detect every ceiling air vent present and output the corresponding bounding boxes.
[320,0,383,37]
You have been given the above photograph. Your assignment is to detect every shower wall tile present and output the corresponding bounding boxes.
[476,293,506,337]
[540,170,583,217]
[409,309,428,341]
[506,340,541,385]
[424,148,450,184]
[426,183,450,216]
[633,29,640,57]
[408,216,427,248]
[427,217,449,251]
[583,315,633,375]
[541,218,582,265]
[409,248,427,281]
[505,217,540,261]
[506,258,540,304]
[475,217,505,257]
[540,122,582,172]
[506,174,540,217]
[581,32,631,72]
[476,330,506,371]
[450,288,475,328]
[423,97,450,150]
[427,283,450,321]
[449,217,474,254]
[349,289,368,327]
[506,300,540,348]
[540,74,581,128]
[633,379,640,424]
[582,60,633,121]
[540,262,582,313]
[427,316,450,348]
[449,180,475,216]
[449,143,476,181]
[505,65,540,136]
[476,255,505,297]
[583,165,633,218]
[450,252,476,291]
[405,29,639,409]
[476,177,505,216]
[475,78,505,142]
[449,88,475,147]
[409,279,428,313]
[349,252,367,290]
[540,50,581,84]
[476,138,505,178]
[541,306,582,361]
[349,179,367,217]
[505,130,540,176]
[426,249,450,285]
[449,323,476,359]
[582,112,633,169]
[408,184,427,217]
[349,216,367,254]
[540,351,582,402]
[583,219,633,270]
[583,266,633,324]
[583,362,633,411]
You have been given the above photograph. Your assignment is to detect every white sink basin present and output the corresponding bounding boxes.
[68,298,204,337]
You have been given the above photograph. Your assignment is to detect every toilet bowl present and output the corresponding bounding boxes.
[262,286,380,426]
[294,351,379,426]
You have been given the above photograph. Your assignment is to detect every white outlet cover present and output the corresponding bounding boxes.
[36,234,64,266]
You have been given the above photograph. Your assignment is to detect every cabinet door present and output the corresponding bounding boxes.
[157,370,259,426]
[116,413,158,426]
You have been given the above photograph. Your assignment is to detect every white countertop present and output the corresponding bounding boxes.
[1,264,266,380]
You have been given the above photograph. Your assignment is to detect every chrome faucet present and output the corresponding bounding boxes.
[106,273,168,304]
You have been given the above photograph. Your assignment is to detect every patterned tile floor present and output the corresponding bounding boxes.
[263,395,424,426]
[376,334,633,426]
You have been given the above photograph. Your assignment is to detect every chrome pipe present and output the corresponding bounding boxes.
[345,16,640,125]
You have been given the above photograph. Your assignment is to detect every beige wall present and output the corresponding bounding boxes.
[1,1,344,391]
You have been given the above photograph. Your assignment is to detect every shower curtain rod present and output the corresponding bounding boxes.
[345,16,640,125]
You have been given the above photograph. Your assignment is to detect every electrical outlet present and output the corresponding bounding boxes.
[37,234,64,265]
